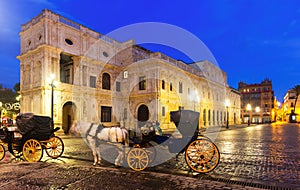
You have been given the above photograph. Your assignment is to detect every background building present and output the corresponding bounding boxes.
[18,9,240,133]
[281,89,300,122]
[238,79,275,124]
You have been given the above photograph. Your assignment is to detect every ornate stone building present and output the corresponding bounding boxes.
[238,79,275,124]
[18,9,240,133]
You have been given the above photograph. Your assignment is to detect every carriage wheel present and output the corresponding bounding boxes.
[45,136,64,159]
[22,139,43,162]
[0,144,5,161]
[127,148,149,171]
[138,143,156,164]
[185,139,220,173]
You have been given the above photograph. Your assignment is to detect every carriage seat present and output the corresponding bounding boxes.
[102,122,121,128]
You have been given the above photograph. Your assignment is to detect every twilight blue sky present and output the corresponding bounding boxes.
[0,0,300,102]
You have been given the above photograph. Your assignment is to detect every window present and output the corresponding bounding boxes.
[82,66,87,86]
[170,83,173,91]
[65,69,70,83]
[179,82,183,93]
[65,38,73,45]
[203,109,206,126]
[213,110,215,125]
[162,106,165,116]
[116,81,121,92]
[208,110,211,124]
[101,106,112,122]
[162,80,165,90]
[103,51,109,57]
[139,76,146,90]
[90,76,96,88]
[102,73,111,90]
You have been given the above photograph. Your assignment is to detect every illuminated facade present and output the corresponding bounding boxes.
[18,9,240,133]
[282,89,300,122]
[238,79,275,124]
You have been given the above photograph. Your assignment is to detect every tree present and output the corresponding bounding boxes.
[292,85,300,113]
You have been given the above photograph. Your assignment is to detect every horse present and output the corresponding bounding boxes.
[72,121,129,167]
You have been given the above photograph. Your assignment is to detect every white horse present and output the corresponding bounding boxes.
[72,121,129,166]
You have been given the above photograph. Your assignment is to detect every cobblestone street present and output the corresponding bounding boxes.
[0,122,299,189]
[154,123,300,189]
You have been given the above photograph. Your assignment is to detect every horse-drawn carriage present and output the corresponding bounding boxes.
[126,110,220,173]
[0,113,64,162]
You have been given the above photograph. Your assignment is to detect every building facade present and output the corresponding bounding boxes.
[18,9,240,133]
[281,89,300,122]
[238,79,275,124]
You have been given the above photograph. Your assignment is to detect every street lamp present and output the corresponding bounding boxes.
[48,74,57,120]
[225,99,230,129]
[255,106,260,124]
[246,103,252,126]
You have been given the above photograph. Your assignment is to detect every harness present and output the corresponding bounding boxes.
[86,123,103,139]
[86,123,126,143]
[108,127,122,142]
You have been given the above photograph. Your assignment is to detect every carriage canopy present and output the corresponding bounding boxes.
[16,113,54,135]
[170,110,200,138]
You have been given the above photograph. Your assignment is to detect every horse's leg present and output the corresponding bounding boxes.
[96,142,101,165]
[115,145,124,167]
[88,137,98,166]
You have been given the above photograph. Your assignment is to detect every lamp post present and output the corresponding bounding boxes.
[255,106,260,124]
[246,103,252,126]
[225,99,230,129]
[48,74,57,120]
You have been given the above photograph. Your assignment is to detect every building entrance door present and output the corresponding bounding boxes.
[137,104,149,128]
[62,101,76,134]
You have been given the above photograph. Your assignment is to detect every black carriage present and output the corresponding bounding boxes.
[127,110,220,173]
[0,113,64,162]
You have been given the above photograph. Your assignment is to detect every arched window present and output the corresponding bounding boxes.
[220,112,222,124]
[212,110,215,125]
[208,110,211,125]
[162,80,165,89]
[203,109,206,126]
[102,73,111,90]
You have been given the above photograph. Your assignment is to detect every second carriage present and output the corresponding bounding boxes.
[0,113,64,162]
[127,110,220,173]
